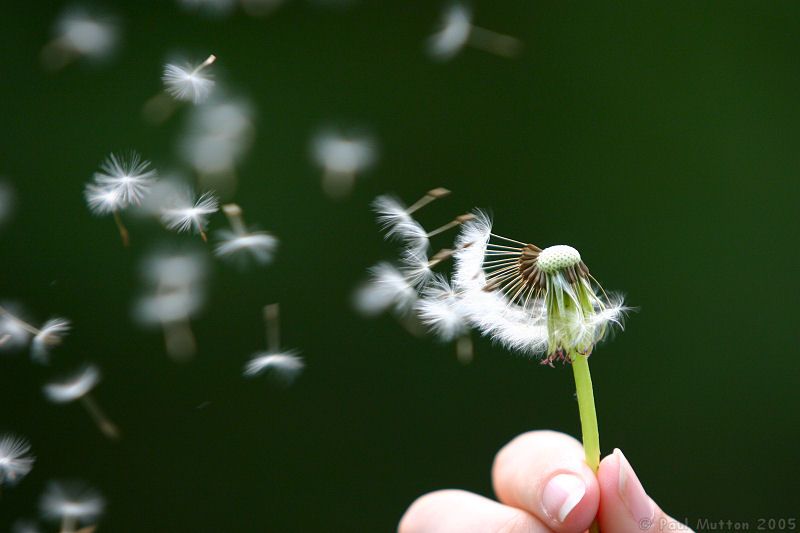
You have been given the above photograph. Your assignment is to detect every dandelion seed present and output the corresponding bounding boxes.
[160,190,220,241]
[0,303,34,353]
[136,250,208,361]
[43,365,120,440]
[31,318,71,364]
[93,152,156,206]
[40,480,105,532]
[179,94,255,195]
[41,7,118,71]
[243,304,303,385]
[354,262,418,318]
[163,54,217,104]
[427,3,521,61]
[214,204,278,266]
[0,434,35,488]
[311,128,377,199]
[85,151,157,246]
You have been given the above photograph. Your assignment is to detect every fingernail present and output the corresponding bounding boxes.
[542,473,586,522]
[614,448,655,527]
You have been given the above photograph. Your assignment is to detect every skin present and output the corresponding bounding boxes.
[399,430,691,533]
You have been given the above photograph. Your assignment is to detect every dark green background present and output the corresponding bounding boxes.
[2,1,799,531]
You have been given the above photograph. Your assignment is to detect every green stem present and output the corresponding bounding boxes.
[571,352,600,471]
[572,352,601,533]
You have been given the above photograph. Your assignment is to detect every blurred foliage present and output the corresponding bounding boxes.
[1,0,799,530]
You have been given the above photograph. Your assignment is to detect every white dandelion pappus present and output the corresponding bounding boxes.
[427,2,521,61]
[0,434,35,487]
[43,365,119,439]
[93,152,157,206]
[372,194,429,253]
[243,351,304,384]
[311,129,377,199]
[31,317,71,364]
[0,302,34,352]
[214,204,278,266]
[415,275,469,342]
[353,262,417,317]
[427,3,472,60]
[41,6,119,71]
[43,365,100,403]
[83,184,122,215]
[160,190,220,241]
[163,54,217,104]
[40,480,105,528]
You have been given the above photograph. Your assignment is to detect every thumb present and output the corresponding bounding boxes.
[597,448,693,532]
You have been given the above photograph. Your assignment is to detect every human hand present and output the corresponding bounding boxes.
[399,430,690,532]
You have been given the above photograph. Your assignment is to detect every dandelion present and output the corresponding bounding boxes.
[84,151,158,246]
[214,204,278,266]
[0,434,35,489]
[311,128,377,199]
[41,6,119,71]
[160,189,220,241]
[427,3,521,61]
[43,365,120,440]
[0,304,70,362]
[452,210,628,481]
[243,304,304,385]
[135,250,208,361]
[40,480,105,533]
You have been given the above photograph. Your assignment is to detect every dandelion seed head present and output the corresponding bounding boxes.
[40,480,105,523]
[537,245,582,274]
[160,190,220,234]
[43,365,100,403]
[163,55,216,104]
[92,152,157,206]
[428,3,472,60]
[243,351,304,384]
[452,214,628,361]
[31,318,71,364]
[0,434,35,487]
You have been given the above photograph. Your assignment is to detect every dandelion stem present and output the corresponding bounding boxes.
[61,514,77,533]
[0,305,41,335]
[80,394,120,440]
[264,304,280,352]
[195,54,217,73]
[467,26,521,57]
[112,210,129,247]
[571,352,601,533]
[199,230,208,243]
[222,203,247,235]
[456,335,473,364]
[406,187,451,214]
